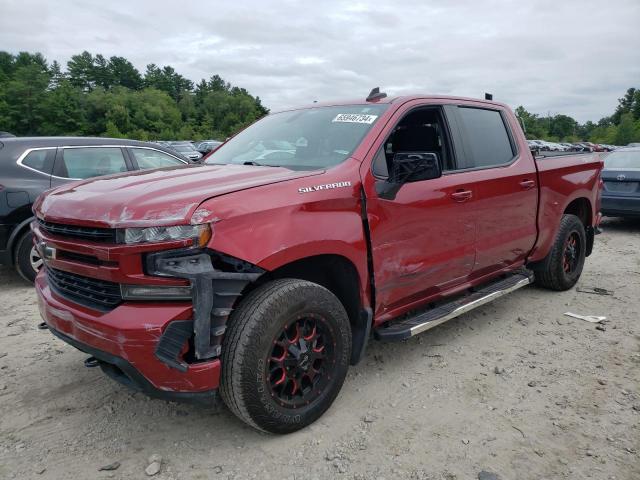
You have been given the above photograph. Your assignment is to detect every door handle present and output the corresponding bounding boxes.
[450,190,473,202]
[519,179,536,189]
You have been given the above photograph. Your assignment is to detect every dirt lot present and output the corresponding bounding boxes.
[0,217,639,480]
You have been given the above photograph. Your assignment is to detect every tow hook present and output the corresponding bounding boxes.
[37,322,49,330]
[84,356,100,368]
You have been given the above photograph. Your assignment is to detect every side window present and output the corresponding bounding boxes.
[372,106,453,178]
[457,107,515,168]
[21,149,52,174]
[60,147,127,179]
[130,148,185,170]
[372,148,389,177]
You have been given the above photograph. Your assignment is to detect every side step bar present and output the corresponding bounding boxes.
[375,270,534,341]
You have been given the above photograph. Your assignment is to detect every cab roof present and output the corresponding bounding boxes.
[276,94,510,114]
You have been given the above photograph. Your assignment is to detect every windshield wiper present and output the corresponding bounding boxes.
[242,161,280,167]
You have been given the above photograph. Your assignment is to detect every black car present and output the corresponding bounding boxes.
[167,142,203,162]
[195,140,223,155]
[0,137,189,282]
[601,146,640,218]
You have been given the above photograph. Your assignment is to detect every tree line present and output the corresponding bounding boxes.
[1,51,638,145]
[0,51,268,140]
[515,87,640,145]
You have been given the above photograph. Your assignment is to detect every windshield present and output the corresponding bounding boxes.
[604,150,640,170]
[206,104,388,170]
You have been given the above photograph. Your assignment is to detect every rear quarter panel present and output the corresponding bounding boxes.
[529,153,603,262]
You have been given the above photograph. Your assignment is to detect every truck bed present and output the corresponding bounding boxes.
[530,152,603,262]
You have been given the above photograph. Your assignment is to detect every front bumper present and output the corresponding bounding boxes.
[601,195,640,217]
[35,271,220,400]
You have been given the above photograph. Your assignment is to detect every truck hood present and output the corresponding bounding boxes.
[36,164,322,228]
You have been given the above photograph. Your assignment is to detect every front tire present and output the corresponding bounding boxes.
[220,279,351,434]
[535,214,586,291]
[14,230,41,283]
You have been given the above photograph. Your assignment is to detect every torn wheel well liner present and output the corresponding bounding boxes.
[256,254,370,365]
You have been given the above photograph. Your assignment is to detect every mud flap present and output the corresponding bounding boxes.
[350,308,372,365]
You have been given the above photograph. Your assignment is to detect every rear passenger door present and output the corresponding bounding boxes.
[50,146,132,188]
[450,104,538,278]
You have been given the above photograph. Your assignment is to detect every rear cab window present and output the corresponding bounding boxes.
[55,147,128,179]
[455,107,517,169]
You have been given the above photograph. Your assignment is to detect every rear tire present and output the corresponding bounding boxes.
[220,279,351,434]
[14,230,41,283]
[535,214,586,291]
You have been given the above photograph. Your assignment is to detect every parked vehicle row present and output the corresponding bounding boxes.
[527,140,618,153]
[0,137,189,282]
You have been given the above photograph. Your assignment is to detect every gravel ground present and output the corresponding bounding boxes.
[0,217,638,480]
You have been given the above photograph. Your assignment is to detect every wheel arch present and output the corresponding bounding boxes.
[7,215,36,264]
[254,253,371,365]
[563,197,592,227]
[563,197,594,256]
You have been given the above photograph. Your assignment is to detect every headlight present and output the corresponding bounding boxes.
[121,284,192,300]
[122,224,211,246]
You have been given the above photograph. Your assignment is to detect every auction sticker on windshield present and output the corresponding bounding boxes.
[332,113,378,124]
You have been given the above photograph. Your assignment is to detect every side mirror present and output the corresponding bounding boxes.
[376,152,441,200]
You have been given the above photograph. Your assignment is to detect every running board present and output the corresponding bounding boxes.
[374,270,534,341]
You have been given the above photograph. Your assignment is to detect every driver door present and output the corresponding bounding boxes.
[361,103,477,318]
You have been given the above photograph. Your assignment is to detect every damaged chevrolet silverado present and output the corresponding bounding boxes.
[33,90,603,433]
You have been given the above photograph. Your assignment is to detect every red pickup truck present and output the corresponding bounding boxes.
[33,90,603,433]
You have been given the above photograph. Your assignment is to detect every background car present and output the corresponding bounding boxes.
[528,139,548,151]
[167,141,203,162]
[543,141,563,151]
[600,146,640,218]
[195,140,223,155]
[574,142,593,152]
[581,142,606,152]
[0,137,189,282]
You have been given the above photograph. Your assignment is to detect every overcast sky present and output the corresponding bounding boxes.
[1,0,638,122]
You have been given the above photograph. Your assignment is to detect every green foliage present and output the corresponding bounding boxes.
[40,80,85,135]
[615,113,640,145]
[516,87,640,145]
[1,49,636,146]
[1,62,51,134]
[0,51,268,140]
